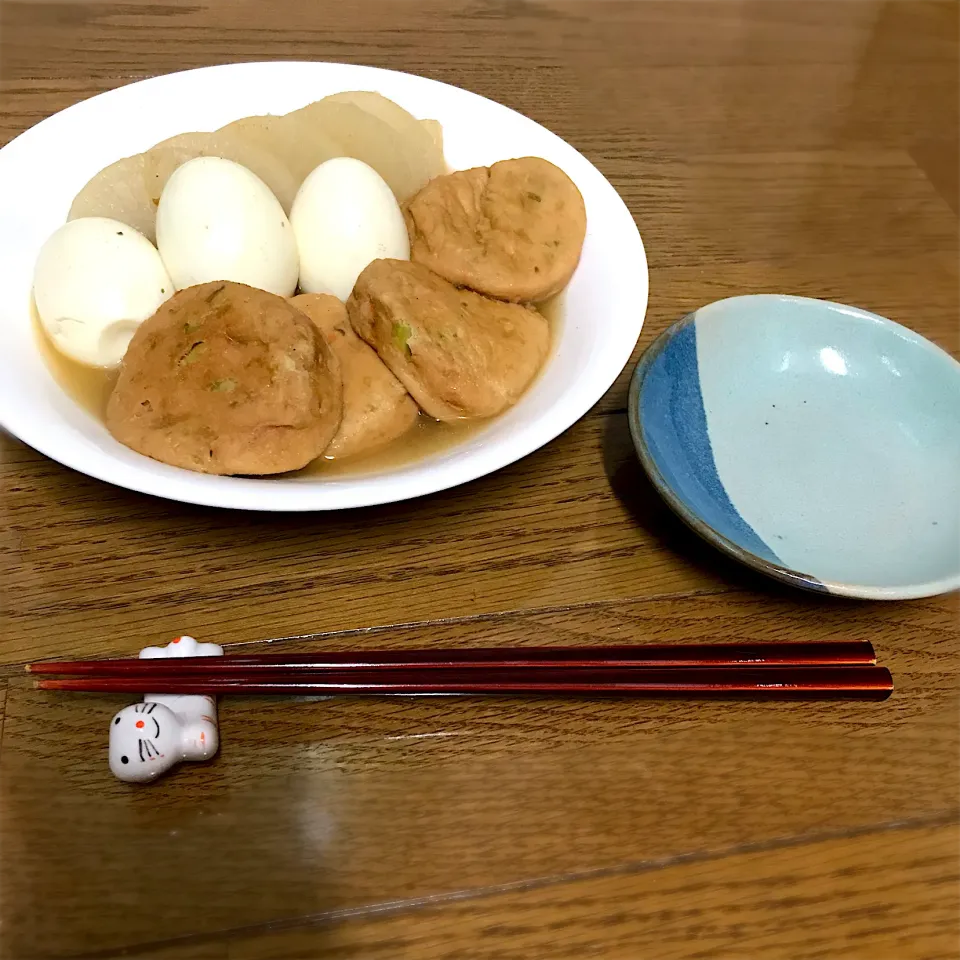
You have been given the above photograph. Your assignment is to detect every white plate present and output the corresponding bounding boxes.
[0,62,647,511]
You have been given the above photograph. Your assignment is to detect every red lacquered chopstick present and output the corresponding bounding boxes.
[26,641,876,676]
[35,665,893,700]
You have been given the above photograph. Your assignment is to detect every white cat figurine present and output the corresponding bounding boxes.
[108,635,223,783]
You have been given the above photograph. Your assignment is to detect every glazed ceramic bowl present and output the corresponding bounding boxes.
[0,62,646,511]
[629,294,960,599]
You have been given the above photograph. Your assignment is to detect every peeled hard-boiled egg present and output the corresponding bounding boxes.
[157,156,299,296]
[33,217,173,368]
[291,157,409,301]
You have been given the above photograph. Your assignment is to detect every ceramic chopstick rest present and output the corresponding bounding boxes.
[108,635,223,783]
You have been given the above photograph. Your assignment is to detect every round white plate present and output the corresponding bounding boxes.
[0,61,646,511]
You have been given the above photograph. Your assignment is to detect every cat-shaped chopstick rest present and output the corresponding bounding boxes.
[108,635,222,783]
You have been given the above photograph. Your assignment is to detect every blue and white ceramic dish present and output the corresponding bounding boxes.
[629,295,960,599]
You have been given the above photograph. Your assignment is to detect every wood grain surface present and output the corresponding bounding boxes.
[147,823,960,960]
[1,1,958,958]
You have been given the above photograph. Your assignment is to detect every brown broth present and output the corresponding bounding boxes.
[296,413,488,478]
[34,291,563,477]
[33,301,119,416]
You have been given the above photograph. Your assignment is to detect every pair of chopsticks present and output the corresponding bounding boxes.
[29,641,892,700]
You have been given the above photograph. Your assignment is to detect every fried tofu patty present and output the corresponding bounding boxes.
[347,259,549,420]
[107,281,342,475]
[291,293,419,459]
[404,157,586,303]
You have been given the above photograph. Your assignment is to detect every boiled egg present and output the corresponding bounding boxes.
[157,156,299,296]
[291,157,409,301]
[33,217,173,368]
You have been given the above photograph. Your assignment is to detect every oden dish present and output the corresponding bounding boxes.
[0,62,647,511]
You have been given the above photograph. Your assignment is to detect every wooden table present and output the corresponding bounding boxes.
[1,1,958,957]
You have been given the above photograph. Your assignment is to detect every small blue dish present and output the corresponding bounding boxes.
[629,295,960,599]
